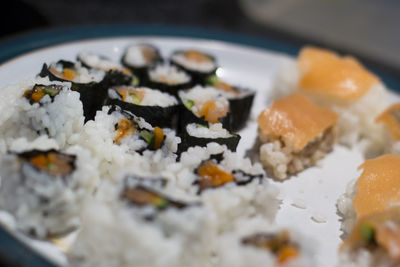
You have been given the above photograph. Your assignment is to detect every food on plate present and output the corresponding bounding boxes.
[257,93,338,180]
[178,123,240,153]
[121,43,163,82]
[105,85,179,128]
[178,85,231,130]
[337,154,400,235]
[170,49,217,85]
[274,46,388,150]
[205,75,255,131]
[0,145,97,239]
[338,207,400,267]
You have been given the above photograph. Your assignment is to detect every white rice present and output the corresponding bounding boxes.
[186,123,232,138]
[272,58,388,154]
[337,179,358,236]
[338,248,398,267]
[52,61,105,83]
[148,64,191,85]
[0,77,84,150]
[171,52,216,73]
[78,51,125,72]
[109,87,178,107]
[123,44,159,67]
[69,179,216,267]
[0,143,99,239]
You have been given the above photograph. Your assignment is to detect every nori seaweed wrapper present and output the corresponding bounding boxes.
[121,44,163,83]
[205,75,255,131]
[228,90,255,131]
[170,50,218,85]
[178,124,240,154]
[38,60,107,121]
[177,104,231,133]
[104,89,179,128]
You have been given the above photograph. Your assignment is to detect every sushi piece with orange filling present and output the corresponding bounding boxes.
[274,46,387,148]
[257,93,338,180]
[337,154,400,236]
[339,206,400,267]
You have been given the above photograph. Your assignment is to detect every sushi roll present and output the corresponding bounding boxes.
[0,77,84,149]
[205,75,255,131]
[178,85,231,131]
[0,145,98,239]
[78,106,180,180]
[39,60,106,121]
[77,51,139,87]
[144,63,192,96]
[273,46,388,148]
[170,49,217,85]
[168,144,279,232]
[105,85,179,128]
[121,43,163,82]
[69,175,215,267]
[338,207,400,267]
[257,93,338,180]
[178,123,240,153]
[337,154,400,235]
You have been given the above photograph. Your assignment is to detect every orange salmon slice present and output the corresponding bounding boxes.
[258,93,338,151]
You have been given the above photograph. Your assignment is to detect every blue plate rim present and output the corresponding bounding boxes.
[0,23,398,267]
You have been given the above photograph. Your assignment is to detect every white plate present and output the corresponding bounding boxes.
[0,36,377,267]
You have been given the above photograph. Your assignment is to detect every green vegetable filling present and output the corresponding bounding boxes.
[205,74,219,86]
[359,223,376,245]
[184,100,195,110]
[129,92,141,105]
[140,130,155,147]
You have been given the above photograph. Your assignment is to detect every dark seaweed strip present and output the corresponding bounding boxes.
[229,90,255,131]
[232,170,263,186]
[144,77,193,98]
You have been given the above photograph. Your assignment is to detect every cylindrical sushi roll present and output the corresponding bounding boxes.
[77,50,139,87]
[167,144,279,233]
[178,85,231,131]
[375,103,400,155]
[104,85,179,128]
[257,93,338,180]
[39,60,106,121]
[144,63,192,96]
[69,175,216,267]
[179,123,240,153]
[338,207,400,267]
[273,46,388,148]
[170,49,217,85]
[0,77,84,149]
[121,43,163,82]
[0,145,98,239]
[205,75,255,131]
[337,154,400,236]
[78,106,180,180]
[214,218,315,267]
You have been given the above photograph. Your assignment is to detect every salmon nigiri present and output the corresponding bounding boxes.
[257,93,338,180]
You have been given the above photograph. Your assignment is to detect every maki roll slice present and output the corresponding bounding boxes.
[105,85,179,128]
[257,93,338,180]
[145,63,192,96]
[179,123,240,153]
[338,154,400,235]
[178,85,231,131]
[70,175,214,267]
[339,207,400,267]
[205,75,256,131]
[176,144,279,232]
[0,147,96,238]
[121,43,163,82]
[77,50,139,87]
[39,60,106,121]
[170,49,217,85]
